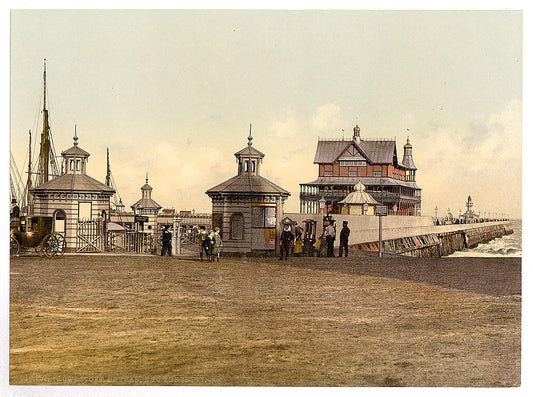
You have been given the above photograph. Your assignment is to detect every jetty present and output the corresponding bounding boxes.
[284,213,513,257]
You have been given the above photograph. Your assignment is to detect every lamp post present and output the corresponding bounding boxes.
[434,206,438,224]
[376,205,387,258]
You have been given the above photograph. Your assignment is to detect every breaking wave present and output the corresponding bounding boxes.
[448,219,522,258]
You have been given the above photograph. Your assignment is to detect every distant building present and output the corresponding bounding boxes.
[130,175,162,233]
[30,134,115,250]
[300,125,422,216]
[461,195,479,223]
[206,131,290,253]
[156,208,211,231]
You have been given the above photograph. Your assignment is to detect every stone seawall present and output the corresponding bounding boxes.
[283,213,513,257]
[351,222,513,257]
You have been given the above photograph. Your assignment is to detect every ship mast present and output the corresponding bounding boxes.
[105,147,123,210]
[39,58,51,185]
[27,130,32,208]
[106,148,111,187]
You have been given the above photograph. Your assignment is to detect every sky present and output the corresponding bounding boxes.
[9,9,523,218]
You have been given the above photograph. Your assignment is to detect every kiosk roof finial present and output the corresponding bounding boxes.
[248,123,253,146]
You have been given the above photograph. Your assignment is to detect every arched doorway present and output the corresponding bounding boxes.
[53,209,66,235]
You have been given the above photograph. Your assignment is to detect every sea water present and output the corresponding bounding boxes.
[448,219,522,258]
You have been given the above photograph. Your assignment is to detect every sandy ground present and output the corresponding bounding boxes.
[10,251,521,387]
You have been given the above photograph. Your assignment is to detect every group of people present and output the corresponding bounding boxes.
[279,220,351,260]
[197,226,223,262]
[161,225,223,261]
[162,220,351,260]
[322,220,351,257]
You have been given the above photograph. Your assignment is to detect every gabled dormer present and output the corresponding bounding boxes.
[336,142,369,167]
[61,130,90,175]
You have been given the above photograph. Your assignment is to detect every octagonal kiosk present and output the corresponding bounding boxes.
[206,130,290,254]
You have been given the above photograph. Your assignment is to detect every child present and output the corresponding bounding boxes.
[294,235,303,257]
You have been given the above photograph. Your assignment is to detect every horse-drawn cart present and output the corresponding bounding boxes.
[10,216,66,258]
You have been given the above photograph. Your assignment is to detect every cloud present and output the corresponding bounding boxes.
[310,102,343,134]
[416,99,521,217]
[85,100,521,218]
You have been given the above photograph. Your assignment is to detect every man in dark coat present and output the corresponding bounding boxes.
[205,230,216,261]
[197,226,208,260]
[161,226,172,256]
[10,198,20,222]
[338,221,350,257]
[279,225,294,260]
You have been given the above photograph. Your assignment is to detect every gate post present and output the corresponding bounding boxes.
[172,216,181,255]
[275,196,282,257]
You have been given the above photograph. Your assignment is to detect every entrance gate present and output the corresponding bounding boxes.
[76,219,105,252]
[76,221,195,254]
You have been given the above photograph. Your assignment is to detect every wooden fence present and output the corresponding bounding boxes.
[77,222,198,254]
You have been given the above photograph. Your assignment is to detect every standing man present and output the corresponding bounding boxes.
[10,198,20,223]
[161,225,172,256]
[197,226,208,261]
[279,224,294,260]
[205,230,216,261]
[325,221,336,257]
[338,221,350,257]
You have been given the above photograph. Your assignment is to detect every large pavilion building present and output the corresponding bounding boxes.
[300,125,422,216]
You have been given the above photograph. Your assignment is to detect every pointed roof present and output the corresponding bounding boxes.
[234,145,265,158]
[314,139,397,165]
[131,196,162,210]
[140,173,153,190]
[402,156,416,170]
[131,174,162,210]
[359,140,397,164]
[234,129,265,158]
[336,142,368,162]
[206,173,290,195]
[401,137,417,170]
[62,145,90,157]
[339,182,381,205]
[313,141,351,164]
[61,130,90,157]
[30,173,115,194]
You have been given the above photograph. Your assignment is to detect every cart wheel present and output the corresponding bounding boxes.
[41,233,66,259]
[10,236,20,257]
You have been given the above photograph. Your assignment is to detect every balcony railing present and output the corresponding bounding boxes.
[299,191,421,204]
